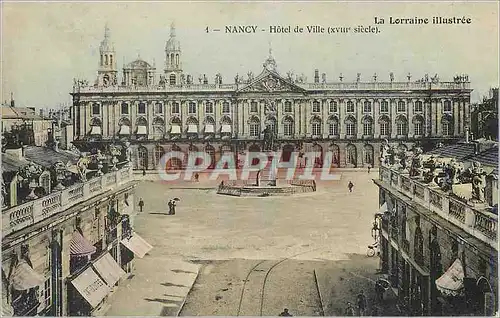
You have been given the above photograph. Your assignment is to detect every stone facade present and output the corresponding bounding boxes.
[71,24,472,169]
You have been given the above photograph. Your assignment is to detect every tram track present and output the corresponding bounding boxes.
[236,247,324,316]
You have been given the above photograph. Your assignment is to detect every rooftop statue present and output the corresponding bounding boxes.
[77,154,91,182]
[321,73,327,83]
[470,161,487,203]
[409,147,424,177]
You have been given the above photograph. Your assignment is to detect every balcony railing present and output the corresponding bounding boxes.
[379,166,498,249]
[2,166,134,238]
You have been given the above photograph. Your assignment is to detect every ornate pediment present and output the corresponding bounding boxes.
[237,69,306,93]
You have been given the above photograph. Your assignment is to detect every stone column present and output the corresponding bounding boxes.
[430,99,437,136]
[130,101,137,132]
[453,99,459,136]
[278,99,284,138]
[102,102,108,138]
[238,99,245,137]
[148,100,154,139]
[464,99,470,130]
[374,99,380,138]
[339,99,346,139]
[357,99,363,139]
[322,99,328,138]
[165,101,171,134]
[408,99,415,138]
[295,99,301,136]
[302,99,308,137]
[436,99,443,136]
[390,99,397,138]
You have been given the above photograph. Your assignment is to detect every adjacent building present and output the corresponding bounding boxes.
[71,24,472,170]
[1,141,150,316]
[471,88,498,141]
[374,142,498,316]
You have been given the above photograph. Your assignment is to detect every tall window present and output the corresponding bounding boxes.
[380,101,389,113]
[138,102,146,114]
[312,120,321,136]
[44,278,51,309]
[154,103,163,114]
[154,146,165,166]
[205,102,214,114]
[171,102,180,114]
[442,120,452,135]
[222,102,230,113]
[249,122,260,137]
[329,122,339,135]
[92,103,100,115]
[138,146,148,169]
[121,102,129,115]
[443,100,452,112]
[251,101,258,113]
[169,74,176,85]
[363,101,372,113]
[188,102,196,114]
[380,121,390,136]
[284,101,292,113]
[346,101,355,113]
[346,123,355,136]
[397,119,408,135]
[283,119,293,136]
[363,122,373,135]
[397,101,406,112]
[329,101,338,113]
[414,122,423,136]
[312,101,321,113]
[414,101,423,112]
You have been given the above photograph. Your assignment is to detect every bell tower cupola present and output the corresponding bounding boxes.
[164,22,183,86]
[97,23,118,87]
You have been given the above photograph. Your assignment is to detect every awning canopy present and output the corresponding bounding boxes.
[11,261,44,291]
[89,126,101,135]
[187,124,198,133]
[378,202,388,214]
[70,231,97,257]
[136,125,147,135]
[205,124,215,133]
[92,253,125,287]
[69,267,110,308]
[170,125,181,134]
[118,125,130,135]
[436,259,465,296]
[120,233,153,258]
[221,124,231,133]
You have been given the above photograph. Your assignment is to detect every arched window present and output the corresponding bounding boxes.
[346,101,355,113]
[249,117,260,137]
[443,100,452,112]
[283,116,294,137]
[250,101,259,113]
[312,101,321,113]
[222,102,230,114]
[442,115,453,136]
[311,118,322,136]
[363,144,374,166]
[345,116,356,136]
[362,116,373,136]
[313,144,323,167]
[284,101,292,113]
[92,103,100,115]
[105,55,108,65]
[205,145,216,169]
[414,101,423,112]
[110,55,113,66]
[205,102,214,114]
[154,145,165,167]
[138,102,146,114]
[380,100,389,113]
[379,115,390,136]
[121,102,129,115]
[413,115,424,136]
[363,101,372,113]
[346,144,357,166]
[170,145,183,169]
[169,74,176,85]
[396,115,408,136]
[175,54,179,66]
[328,116,339,136]
[330,144,340,166]
[152,117,165,138]
[154,103,163,114]
[170,54,174,66]
[329,101,338,113]
[137,146,148,170]
[188,102,197,114]
[397,100,406,112]
[171,102,180,114]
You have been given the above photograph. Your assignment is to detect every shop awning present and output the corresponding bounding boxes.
[187,124,198,133]
[10,261,44,291]
[89,126,101,135]
[70,231,97,257]
[121,233,153,258]
[136,126,147,135]
[436,259,465,296]
[170,125,181,134]
[221,125,231,133]
[92,253,125,287]
[205,124,215,133]
[69,267,110,308]
[118,125,130,135]
[378,202,388,214]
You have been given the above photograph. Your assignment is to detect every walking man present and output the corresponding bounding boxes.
[357,290,367,316]
[345,302,355,316]
[348,181,354,193]
[368,165,371,174]
[279,308,292,316]
[138,198,144,212]
[194,172,199,182]
[168,199,177,215]
[142,168,146,177]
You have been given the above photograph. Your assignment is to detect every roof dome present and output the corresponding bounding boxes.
[165,22,180,51]
[126,59,151,69]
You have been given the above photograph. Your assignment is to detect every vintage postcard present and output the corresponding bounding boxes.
[1,1,498,317]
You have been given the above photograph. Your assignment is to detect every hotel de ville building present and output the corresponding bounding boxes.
[71,24,472,170]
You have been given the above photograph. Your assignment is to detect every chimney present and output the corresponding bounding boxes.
[314,69,319,83]
[10,92,14,107]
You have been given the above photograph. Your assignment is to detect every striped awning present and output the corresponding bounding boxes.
[205,124,215,133]
[136,126,147,135]
[118,125,130,135]
[436,259,464,296]
[11,261,45,291]
[89,126,101,135]
[69,267,110,308]
[221,125,231,133]
[70,231,97,257]
[170,125,181,134]
[92,253,125,287]
[121,233,153,258]
[187,124,198,133]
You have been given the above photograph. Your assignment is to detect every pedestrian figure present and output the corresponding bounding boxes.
[371,221,379,240]
[279,308,292,316]
[375,281,385,303]
[357,290,367,316]
[194,173,199,182]
[345,302,355,316]
[348,181,354,193]
[168,199,177,215]
[368,165,371,174]
[138,198,144,212]
[142,168,146,177]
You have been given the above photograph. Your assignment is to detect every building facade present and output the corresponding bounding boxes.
[1,142,151,316]
[373,144,498,316]
[71,24,472,170]
[471,88,498,141]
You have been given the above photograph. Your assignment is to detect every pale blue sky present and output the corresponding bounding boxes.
[2,2,498,108]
